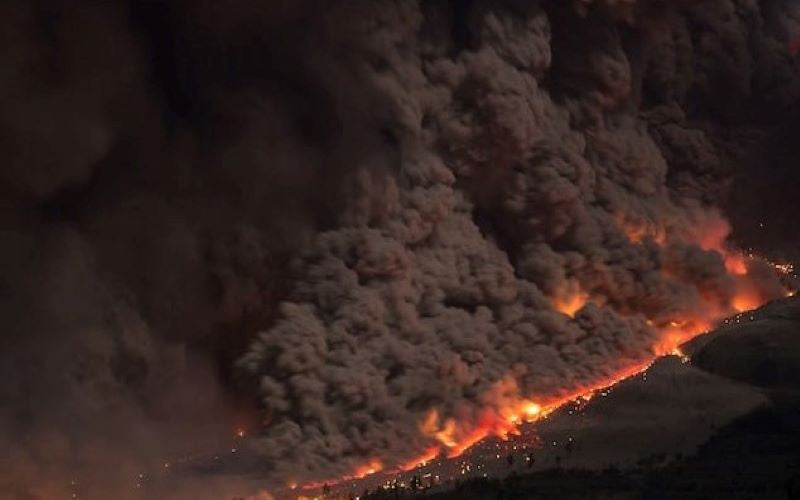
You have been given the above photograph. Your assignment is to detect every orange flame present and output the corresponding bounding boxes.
[616,215,667,244]
[553,290,589,317]
[405,251,783,484]
[298,212,793,494]
[723,253,748,275]
[398,446,441,471]
[302,310,747,492]
[299,458,383,491]
[353,459,383,478]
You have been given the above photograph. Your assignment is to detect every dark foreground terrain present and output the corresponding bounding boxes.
[379,401,800,500]
[362,298,800,500]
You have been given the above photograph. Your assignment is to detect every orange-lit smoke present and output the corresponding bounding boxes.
[615,215,667,245]
[392,310,716,475]
[552,280,590,317]
[301,212,793,492]
[417,395,544,461]
[553,290,589,317]
[618,213,790,318]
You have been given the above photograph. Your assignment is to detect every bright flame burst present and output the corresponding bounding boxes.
[296,214,796,493]
[552,279,590,317]
[553,289,589,318]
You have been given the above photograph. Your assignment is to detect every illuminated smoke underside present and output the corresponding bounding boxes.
[236,0,796,489]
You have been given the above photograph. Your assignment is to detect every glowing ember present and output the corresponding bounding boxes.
[671,346,691,364]
[654,320,712,356]
[732,291,762,313]
[447,426,492,458]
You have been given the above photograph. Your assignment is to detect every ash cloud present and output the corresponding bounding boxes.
[237,0,799,486]
[1,0,798,498]
[0,1,395,498]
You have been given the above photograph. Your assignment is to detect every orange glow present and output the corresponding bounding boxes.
[732,291,762,313]
[653,319,712,356]
[616,216,667,244]
[300,310,747,494]
[420,410,458,448]
[299,458,383,491]
[353,459,383,478]
[553,289,589,318]
[724,253,749,275]
[690,214,732,253]
[687,216,757,278]
[296,211,793,495]
[405,314,721,470]
[302,306,762,493]
[434,420,457,448]
[447,426,491,458]
[398,446,441,471]
[524,402,542,418]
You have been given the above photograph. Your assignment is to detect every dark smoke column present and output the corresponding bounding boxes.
[237,0,795,486]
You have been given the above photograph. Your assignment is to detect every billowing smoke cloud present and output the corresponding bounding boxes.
[0,1,390,498]
[1,0,798,498]
[237,0,798,487]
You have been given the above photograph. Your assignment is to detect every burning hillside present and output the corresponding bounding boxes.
[235,0,797,491]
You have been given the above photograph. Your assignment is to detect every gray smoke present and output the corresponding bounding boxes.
[0,0,798,498]
[237,0,798,486]
[0,1,387,498]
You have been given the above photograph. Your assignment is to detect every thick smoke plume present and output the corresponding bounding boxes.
[236,0,799,487]
[0,0,798,498]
